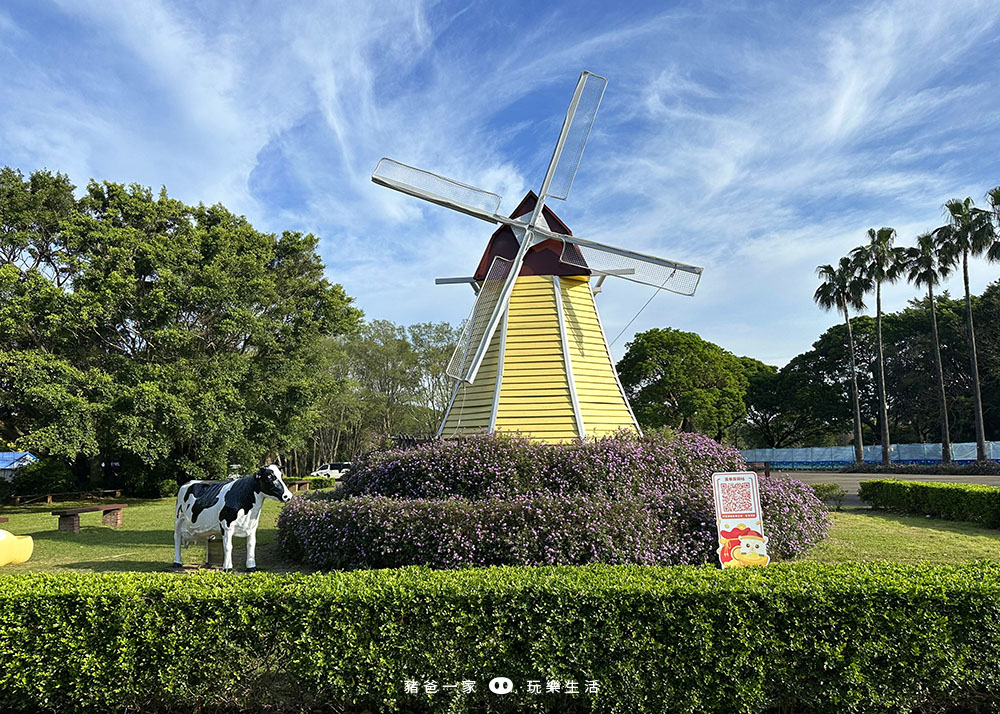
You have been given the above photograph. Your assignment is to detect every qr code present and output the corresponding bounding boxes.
[720,482,753,514]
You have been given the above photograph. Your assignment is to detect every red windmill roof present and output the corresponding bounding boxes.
[472,191,590,280]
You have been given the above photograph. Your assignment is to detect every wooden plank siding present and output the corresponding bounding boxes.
[494,276,578,442]
[440,274,638,442]
[559,276,639,437]
[439,324,501,436]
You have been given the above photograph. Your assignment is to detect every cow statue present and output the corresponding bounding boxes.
[173,465,293,572]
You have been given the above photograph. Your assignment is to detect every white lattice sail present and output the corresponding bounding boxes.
[446,256,513,382]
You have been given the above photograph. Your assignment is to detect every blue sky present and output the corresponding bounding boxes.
[2,1,999,365]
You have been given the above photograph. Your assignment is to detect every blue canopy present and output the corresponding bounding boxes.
[0,452,37,470]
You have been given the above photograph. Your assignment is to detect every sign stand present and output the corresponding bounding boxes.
[711,471,770,568]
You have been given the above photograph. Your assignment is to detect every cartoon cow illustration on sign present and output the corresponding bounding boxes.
[717,525,770,568]
[173,465,293,572]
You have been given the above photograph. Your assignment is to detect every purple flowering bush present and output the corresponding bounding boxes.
[278,430,829,569]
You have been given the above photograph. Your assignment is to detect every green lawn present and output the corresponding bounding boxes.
[802,507,1000,564]
[3,500,1000,572]
[0,497,288,572]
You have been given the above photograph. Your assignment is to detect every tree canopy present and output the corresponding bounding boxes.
[276,319,461,475]
[617,327,747,439]
[0,167,361,491]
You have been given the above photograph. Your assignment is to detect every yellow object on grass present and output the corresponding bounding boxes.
[0,529,33,566]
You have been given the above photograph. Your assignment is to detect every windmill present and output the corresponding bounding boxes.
[372,71,702,442]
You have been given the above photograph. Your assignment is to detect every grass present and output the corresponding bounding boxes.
[802,506,1000,564]
[0,497,288,572]
[3,500,1000,572]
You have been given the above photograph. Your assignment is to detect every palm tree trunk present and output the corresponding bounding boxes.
[963,249,987,461]
[843,300,865,465]
[928,285,951,465]
[875,282,891,466]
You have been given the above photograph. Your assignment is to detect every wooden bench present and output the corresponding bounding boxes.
[0,517,7,524]
[287,479,310,492]
[52,504,128,533]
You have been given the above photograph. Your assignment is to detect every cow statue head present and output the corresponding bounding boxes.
[256,465,293,503]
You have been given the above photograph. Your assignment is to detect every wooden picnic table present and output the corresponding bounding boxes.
[10,489,122,506]
[52,504,128,534]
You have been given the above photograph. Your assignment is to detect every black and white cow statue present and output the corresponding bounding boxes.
[173,465,293,572]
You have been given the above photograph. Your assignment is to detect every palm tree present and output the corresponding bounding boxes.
[814,256,868,465]
[903,233,952,464]
[851,228,906,466]
[933,197,1000,462]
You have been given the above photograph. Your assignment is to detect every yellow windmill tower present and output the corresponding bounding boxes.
[438,193,639,441]
[372,71,702,442]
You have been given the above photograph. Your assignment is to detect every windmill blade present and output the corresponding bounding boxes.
[372,158,502,223]
[542,71,607,202]
[448,72,611,384]
[446,255,514,382]
[554,232,703,296]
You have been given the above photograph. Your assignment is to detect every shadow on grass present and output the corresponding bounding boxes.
[58,560,188,573]
[57,560,290,573]
[28,527,280,544]
[853,507,1000,536]
[28,528,177,544]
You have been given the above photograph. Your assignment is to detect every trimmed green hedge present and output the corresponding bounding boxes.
[296,475,338,489]
[859,478,1000,527]
[3,564,1000,713]
[809,482,847,511]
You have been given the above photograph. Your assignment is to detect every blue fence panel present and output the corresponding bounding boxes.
[952,443,978,461]
[739,441,1000,469]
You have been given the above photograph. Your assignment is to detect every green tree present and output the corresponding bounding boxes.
[813,256,869,464]
[933,197,1000,462]
[279,320,460,475]
[903,233,953,463]
[616,328,747,440]
[0,168,361,491]
[407,321,461,436]
[343,320,422,436]
[0,167,77,284]
[739,356,844,448]
[851,228,906,465]
[972,281,1000,442]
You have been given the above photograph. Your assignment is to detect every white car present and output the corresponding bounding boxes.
[310,462,352,480]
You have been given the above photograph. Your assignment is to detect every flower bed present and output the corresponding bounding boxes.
[278,431,829,569]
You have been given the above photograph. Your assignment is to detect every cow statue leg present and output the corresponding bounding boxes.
[173,518,184,569]
[246,525,257,572]
[221,523,235,572]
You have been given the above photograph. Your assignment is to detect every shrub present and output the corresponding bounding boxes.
[859,479,1000,527]
[280,431,829,569]
[810,482,847,511]
[842,461,1000,476]
[155,478,179,497]
[340,431,543,500]
[297,475,337,489]
[2,565,1000,714]
[8,458,75,495]
[278,493,718,569]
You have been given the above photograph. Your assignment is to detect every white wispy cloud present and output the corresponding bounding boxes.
[1,0,998,367]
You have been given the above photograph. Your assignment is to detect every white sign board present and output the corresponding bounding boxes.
[711,471,769,568]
